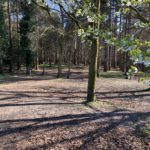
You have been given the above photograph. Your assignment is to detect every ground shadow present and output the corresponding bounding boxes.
[0,86,149,108]
[0,68,88,84]
[0,110,149,149]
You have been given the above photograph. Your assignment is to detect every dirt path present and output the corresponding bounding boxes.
[0,69,150,150]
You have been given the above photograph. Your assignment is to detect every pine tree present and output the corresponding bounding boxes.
[20,0,35,75]
[0,1,7,73]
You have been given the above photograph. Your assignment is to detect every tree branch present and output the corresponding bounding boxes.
[129,5,149,24]
[58,3,82,29]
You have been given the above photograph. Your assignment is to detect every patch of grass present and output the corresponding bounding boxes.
[140,119,150,137]
[85,100,113,109]
[39,64,68,69]
[99,71,124,78]
[143,88,150,92]
[0,73,22,83]
[0,73,12,82]
[74,104,87,111]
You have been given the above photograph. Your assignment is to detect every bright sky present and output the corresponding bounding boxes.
[47,0,60,11]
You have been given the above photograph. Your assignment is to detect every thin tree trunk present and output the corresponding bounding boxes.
[0,59,3,73]
[96,1,101,77]
[26,51,32,75]
[57,6,64,78]
[42,51,45,75]
[112,3,118,69]
[77,37,80,66]
[16,0,21,71]
[104,44,108,72]
[48,55,52,67]
[108,46,112,71]
[67,49,72,79]
[74,35,77,65]
[124,52,127,74]
[7,0,13,72]
[57,41,63,78]
[35,52,39,70]
[108,5,112,71]
[55,47,58,65]
[35,15,40,70]
[113,46,117,68]
[42,61,45,75]
[97,38,101,77]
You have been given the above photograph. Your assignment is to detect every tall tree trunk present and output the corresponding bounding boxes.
[67,48,72,79]
[26,51,32,75]
[42,61,45,75]
[123,13,131,75]
[87,0,100,102]
[108,46,111,71]
[113,46,117,68]
[0,59,3,73]
[7,0,13,72]
[108,5,112,71]
[48,51,52,67]
[96,1,101,77]
[87,38,98,102]
[77,37,80,66]
[73,35,77,65]
[35,51,39,70]
[57,6,64,78]
[0,2,5,74]
[42,50,45,75]
[35,15,39,70]
[104,44,108,72]
[16,0,21,71]
[57,41,63,78]
[97,38,101,77]
[112,3,118,69]
[124,52,127,74]
[54,46,58,65]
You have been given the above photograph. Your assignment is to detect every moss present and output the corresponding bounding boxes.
[140,119,150,137]
[0,73,11,82]
[99,71,124,79]
[85,100,113,109]
[39,64,68,69]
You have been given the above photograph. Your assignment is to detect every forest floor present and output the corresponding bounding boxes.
[0,67,150,150]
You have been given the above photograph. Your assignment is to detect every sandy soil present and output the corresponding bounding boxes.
[0,68,149,150]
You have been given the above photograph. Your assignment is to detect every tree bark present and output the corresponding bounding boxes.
[97,38,101,77]
[57,6,65,78]
[35,52,39,70]
[67,49,72,79]
[104,44,108,72]
[108,46,111,71]
[26,51,32,75]
[86,0,101,102]
[57,41,63,78]
[87,38,98,102]
[7,0,13,72]
[112,46,117,68]
[0,59,3,73]
[16,0,21,71]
